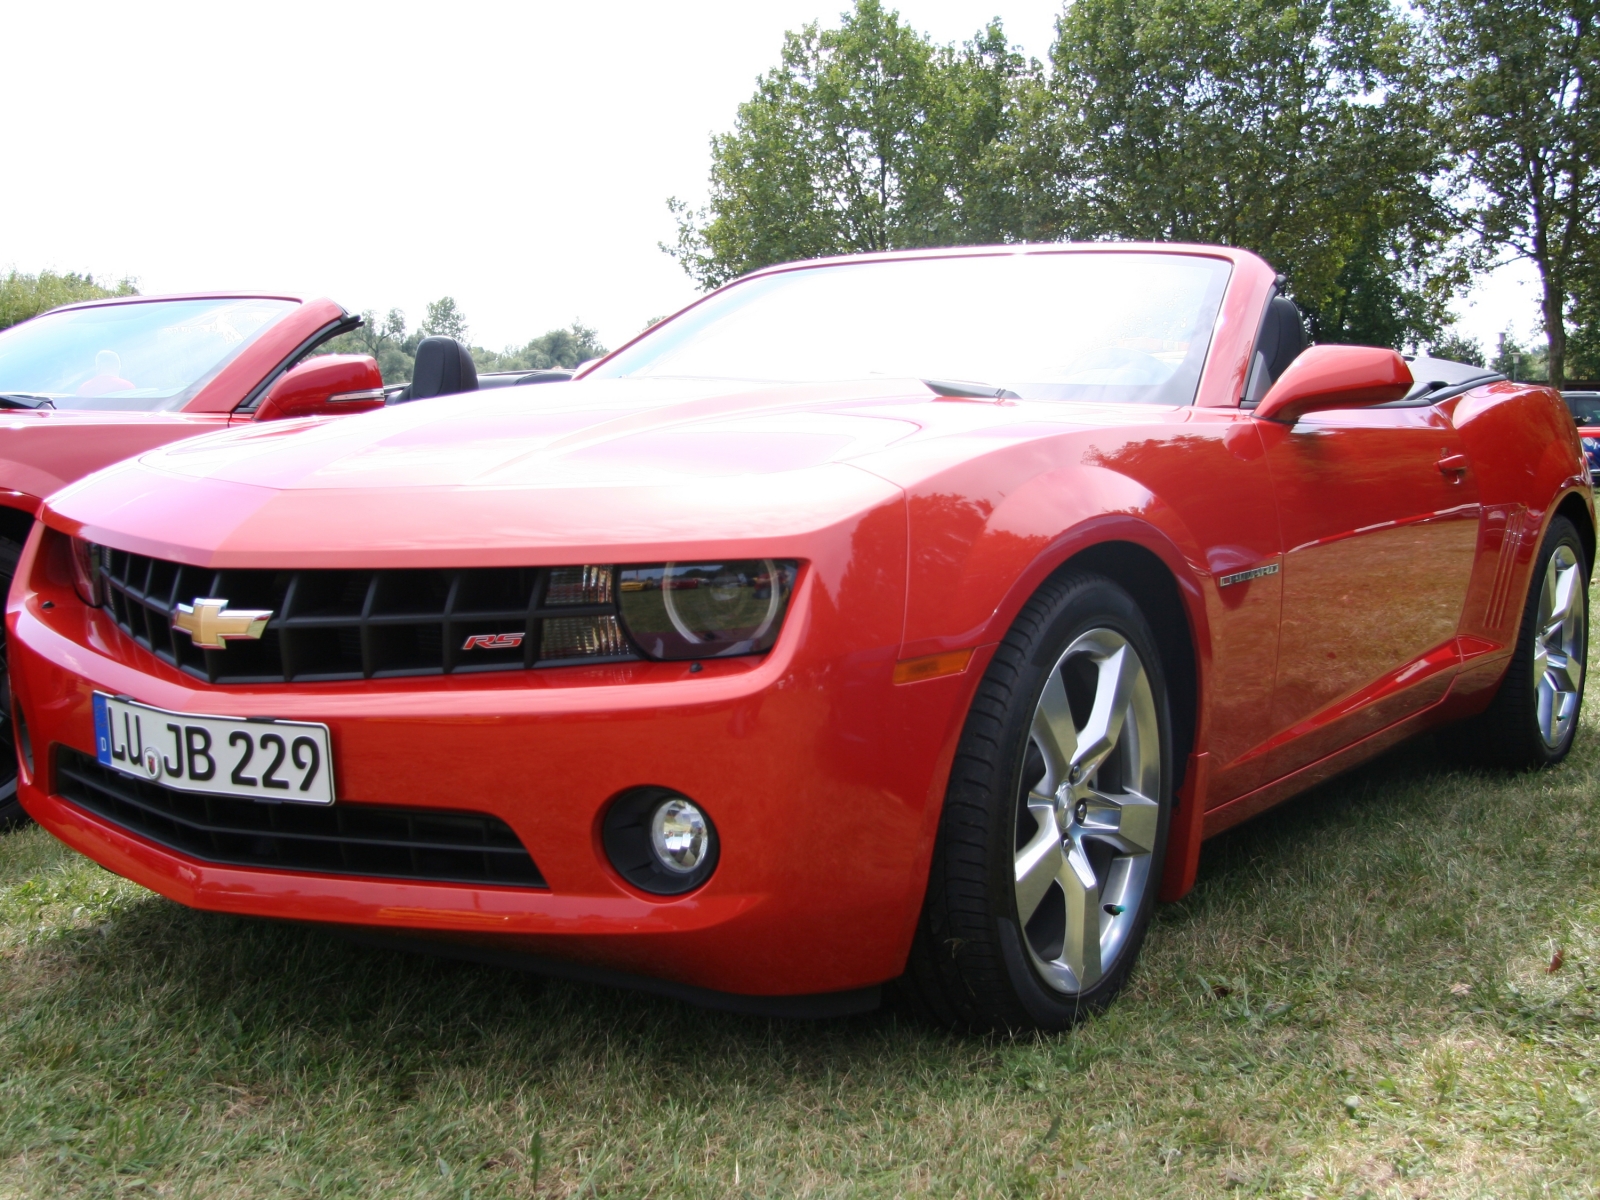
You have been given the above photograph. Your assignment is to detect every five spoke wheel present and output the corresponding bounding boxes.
[1013,627,1161,994]
[1534,543,1586,750]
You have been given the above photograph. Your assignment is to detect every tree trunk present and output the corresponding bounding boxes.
[1540,259,1568,390]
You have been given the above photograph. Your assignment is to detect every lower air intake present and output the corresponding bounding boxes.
[53,747,545,888]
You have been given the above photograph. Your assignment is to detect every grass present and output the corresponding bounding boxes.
[4,651,1600,1197]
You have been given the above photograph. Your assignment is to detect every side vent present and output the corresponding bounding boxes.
[1484,506,1526,630]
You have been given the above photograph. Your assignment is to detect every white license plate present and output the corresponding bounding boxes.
[93,693,335,804]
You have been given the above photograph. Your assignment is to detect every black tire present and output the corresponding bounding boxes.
[900,570,1172,1032]
[1455,515,1590,770]
[0,535,26,830]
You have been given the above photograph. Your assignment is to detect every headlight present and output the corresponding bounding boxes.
[70,538,102,607]
[617,559,797,659]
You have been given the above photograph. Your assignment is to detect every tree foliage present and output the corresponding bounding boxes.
[665,0,1477,349]
[1428,330,1487,366]
[1051,0,1469,348]
[1425,0,1600,387]
[1568,259,1600,377]
[317,302,606,383]
[474,323,608,373]
[0,270,138,332]
[420,296,468,344]
[666,0,1052,288]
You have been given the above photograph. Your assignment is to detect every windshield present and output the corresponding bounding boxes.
[0,298,296,412]
[590,250,1233,405]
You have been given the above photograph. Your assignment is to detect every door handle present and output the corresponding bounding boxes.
[1437,452,1468,479]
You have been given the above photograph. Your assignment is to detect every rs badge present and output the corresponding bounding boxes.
[462,632,524,651]
[172,598,273,649]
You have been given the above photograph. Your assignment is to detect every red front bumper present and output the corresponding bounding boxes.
[10,534,983,1000]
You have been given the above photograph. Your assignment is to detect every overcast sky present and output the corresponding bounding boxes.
[3,1,1538,356]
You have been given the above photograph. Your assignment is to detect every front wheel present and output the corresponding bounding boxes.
[902,571,1172,1032]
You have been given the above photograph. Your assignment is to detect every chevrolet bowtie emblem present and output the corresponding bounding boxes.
[172,598,273,649]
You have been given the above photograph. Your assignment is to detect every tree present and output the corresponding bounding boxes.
[474,322,608,372]
[667,0,1049,289]
[1425,0,1600,388]
[1428,330,1487,365]
[316,307,607,383]
[420,296,468,343]
[315,308,416,382]
[1049,0,1469,348]
[1566,250,1600,377]
[1492,326,1549,380]
[0,269,138,331]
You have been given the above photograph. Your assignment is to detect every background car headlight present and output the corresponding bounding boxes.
[617,559,797,659]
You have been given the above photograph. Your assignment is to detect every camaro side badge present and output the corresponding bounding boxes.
[462,632,524,651]
[171,598,273,649]
[1218,562,1280,588]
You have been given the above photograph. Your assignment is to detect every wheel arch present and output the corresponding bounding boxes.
[1554,489,1596,572]
[1052,540,1198,792]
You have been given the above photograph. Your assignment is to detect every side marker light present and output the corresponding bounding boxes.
[893,648,975,685]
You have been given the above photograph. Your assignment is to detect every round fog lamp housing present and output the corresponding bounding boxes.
[603,787,719,895]
[651,797,710,873]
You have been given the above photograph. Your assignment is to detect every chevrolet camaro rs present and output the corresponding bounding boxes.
[8,245,1591,1030]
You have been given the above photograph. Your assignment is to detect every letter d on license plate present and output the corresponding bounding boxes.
[93,694,335,804]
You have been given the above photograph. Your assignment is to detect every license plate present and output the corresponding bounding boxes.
[93,693,335,804]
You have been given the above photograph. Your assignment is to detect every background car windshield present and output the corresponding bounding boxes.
[591,251,1233,405]
[0,298,294,411]
[1566,393,1600,425]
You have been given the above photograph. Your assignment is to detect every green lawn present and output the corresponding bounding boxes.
[4,653,1600,1198]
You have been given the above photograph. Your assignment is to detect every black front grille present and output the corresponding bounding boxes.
[54,746,546,887]
[96,548,633,684]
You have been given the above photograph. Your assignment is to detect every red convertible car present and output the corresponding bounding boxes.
[0,294,534,826]
[8,245,1590,1030]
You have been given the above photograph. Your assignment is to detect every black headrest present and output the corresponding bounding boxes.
[1259,296,1307,382]
[409,337,478,400]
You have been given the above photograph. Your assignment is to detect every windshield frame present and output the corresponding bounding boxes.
[582,244,1240,407]
[0,294,302,413]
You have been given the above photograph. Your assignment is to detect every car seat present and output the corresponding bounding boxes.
[1243,296,1307,406]
[402,337,479,402]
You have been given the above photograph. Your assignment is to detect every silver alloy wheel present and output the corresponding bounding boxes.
[1013,627,1161,994]
[1534,543,1586,749]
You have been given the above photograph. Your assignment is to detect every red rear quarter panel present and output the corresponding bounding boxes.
[1448,381,1594,704]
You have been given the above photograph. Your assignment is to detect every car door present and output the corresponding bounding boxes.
[1255,401,1481,778]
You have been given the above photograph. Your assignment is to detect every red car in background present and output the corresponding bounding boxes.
[8,245,1591,1030]
[0,294,528,825]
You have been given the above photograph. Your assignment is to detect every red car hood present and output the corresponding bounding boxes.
[47,377,1101,567]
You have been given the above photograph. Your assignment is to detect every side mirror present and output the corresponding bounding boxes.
[1254,345,1414,423]
[254,355,385,422]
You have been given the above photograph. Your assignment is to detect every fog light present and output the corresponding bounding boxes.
[651,797,710,873]
[602,786,719,895]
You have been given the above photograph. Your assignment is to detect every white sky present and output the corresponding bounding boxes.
[2,1,1537,356]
